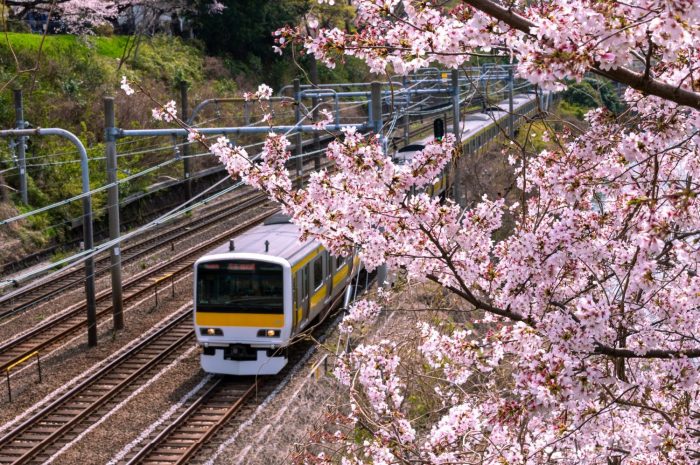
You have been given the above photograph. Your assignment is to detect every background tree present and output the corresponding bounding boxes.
[1,0,222,33]
[192,0,308,85]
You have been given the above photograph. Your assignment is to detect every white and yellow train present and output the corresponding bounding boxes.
[193,213,359,375]
[193,138,451,376]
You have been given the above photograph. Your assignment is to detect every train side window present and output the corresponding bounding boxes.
[312,258,323,290]
[335,255,347,269]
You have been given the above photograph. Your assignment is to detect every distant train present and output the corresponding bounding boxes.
[193,213,359,375]
[392,143,452,198]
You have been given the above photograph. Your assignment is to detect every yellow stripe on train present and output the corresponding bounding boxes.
[310,287,327,307]
[196,312,284,328]
[332,265,349,287]
[291,246,324,273]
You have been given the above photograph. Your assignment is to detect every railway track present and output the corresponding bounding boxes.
[0,307,194,465]
[0,205,277,374]
[0,186,265,319]
[120,378,258,465]
[0,256,355,465]
[118,289,351,465]
[0,187,371,465]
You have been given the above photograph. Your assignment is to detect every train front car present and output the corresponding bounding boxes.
[193,220,298,376]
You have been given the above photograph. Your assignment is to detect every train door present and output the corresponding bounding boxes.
[324,251,333,301]
[311,256,325,317]
[292,272,298,333]
[297,266,310,324]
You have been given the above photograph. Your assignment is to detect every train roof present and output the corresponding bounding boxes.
[199,213,317,265]
[393,143,426,165]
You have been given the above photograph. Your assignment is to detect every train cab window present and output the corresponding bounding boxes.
[196,260,283,314]
[312,258,323,290]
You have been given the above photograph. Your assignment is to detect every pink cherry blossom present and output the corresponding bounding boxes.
[120,76,135,96]
[151,100,177,123]
[255,84,273,101]
[123,1,700,463]
[311,108,334,130]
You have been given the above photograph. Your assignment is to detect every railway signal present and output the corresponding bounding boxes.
[433,117,445,141]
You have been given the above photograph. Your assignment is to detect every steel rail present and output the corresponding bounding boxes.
[0,309,193,464]
[0,206,275,374]
[123,380,258,465]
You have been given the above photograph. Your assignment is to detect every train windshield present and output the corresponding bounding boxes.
[196,261,283,314]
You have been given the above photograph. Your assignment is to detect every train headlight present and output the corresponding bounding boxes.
[201,328,223,336]
[257,329,280,337]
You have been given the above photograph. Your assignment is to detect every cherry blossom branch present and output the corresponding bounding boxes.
[461,0,700,109]
[426,274,532,325]
[592,344,700,359]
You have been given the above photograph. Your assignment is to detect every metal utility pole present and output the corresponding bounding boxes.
[104,97,124,331]
[243,101,250,125]
[0,128,98,346]
[13,90,28,205]
[180,82,192,201]
[508,67,514,137]
[403,75,410,145]
[293,79,304,188]
[451,69,461,143]
[370,81,388,288]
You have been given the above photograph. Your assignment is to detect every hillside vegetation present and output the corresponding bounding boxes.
[0,34,216,256]
[0,31,369,261]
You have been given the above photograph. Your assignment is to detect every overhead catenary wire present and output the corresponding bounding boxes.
[0,122,336,229]
[0,101,328,289]
[1,66,527,290]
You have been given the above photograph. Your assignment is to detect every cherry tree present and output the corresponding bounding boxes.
[3,0,117,30]
[135,0,700,463]
[3,0,223,32]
